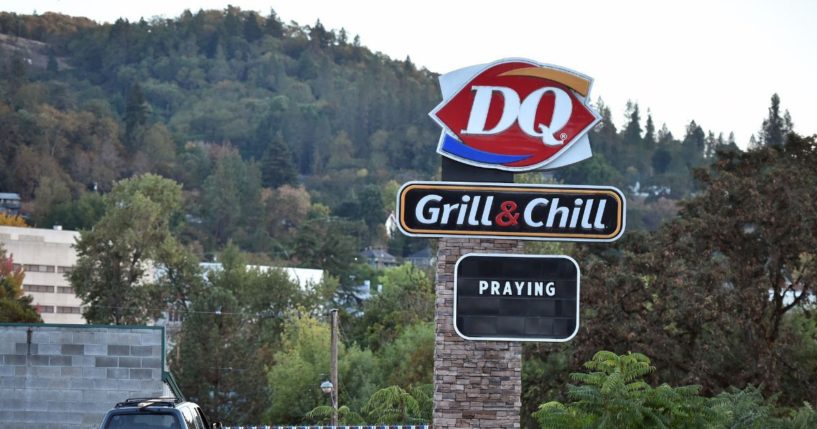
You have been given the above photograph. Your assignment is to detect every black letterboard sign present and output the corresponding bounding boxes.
[396,181,625,242]
[454,253,580,342]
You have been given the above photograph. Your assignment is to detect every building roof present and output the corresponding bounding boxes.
[198,262,323,289]
[0,225,80,244]
[408,247,433,259]
[361,247,397,263]
[0,192,21,200]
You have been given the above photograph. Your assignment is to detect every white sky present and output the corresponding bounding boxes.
[5,0,817,147]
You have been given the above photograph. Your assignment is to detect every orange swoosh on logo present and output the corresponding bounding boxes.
[498,67,591,97]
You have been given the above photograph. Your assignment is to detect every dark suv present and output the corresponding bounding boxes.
[98,398,222,429]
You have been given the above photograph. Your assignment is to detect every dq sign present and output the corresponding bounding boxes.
[430,59,601,172]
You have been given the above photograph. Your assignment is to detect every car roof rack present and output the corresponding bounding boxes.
[115,397,182,409]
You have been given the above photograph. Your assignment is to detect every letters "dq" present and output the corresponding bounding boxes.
[462,86,573,146]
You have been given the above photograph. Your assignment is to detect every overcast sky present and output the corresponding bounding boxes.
[5,0,817,147]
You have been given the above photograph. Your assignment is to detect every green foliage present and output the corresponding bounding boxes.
[306,384,432,426]
[357,264,434,350]
[69,173,191,324]
[376,322,434,387]
[534,351,719,428]
[37,191,105,230]
[361,385,425,425]
[170,245,316,424]
[562,135,817,407]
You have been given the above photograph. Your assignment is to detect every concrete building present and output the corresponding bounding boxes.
[0,225,84,324]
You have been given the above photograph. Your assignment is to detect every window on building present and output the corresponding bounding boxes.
[57,286,75,294]
[57,266,74,274]
[23,284,55,293]
[23,264,56,273]
[37,305,55,314]
[56,306,82,314]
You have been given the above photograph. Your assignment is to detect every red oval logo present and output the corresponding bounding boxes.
[430,59,601,171]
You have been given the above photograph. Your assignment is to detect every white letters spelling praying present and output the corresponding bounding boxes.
[478,280,556,297]
[414,194,607,230]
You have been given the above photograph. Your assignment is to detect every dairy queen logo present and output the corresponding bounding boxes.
[430,59,601,171]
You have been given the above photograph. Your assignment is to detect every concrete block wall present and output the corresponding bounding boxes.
[0,324,167,429]
[433,238,524,429]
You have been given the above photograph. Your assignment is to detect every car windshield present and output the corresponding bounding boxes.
[104,412,182,429]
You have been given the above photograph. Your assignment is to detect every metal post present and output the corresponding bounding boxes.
[330,308,339,427]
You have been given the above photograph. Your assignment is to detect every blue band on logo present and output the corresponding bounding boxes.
[440,134,530,166]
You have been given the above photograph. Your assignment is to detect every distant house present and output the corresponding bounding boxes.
[361,247,398,269]
[406,247,435,268]
[0,193,21,216]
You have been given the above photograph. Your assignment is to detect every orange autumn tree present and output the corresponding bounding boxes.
[0,212,28,227]
[0,244,41,322]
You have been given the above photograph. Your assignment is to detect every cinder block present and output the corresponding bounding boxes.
[95,356,117,368]
[107,345,130,356]
[129,368,153,380]
[84,344,106,356]
[49,355,72,366]
[14,343,37,355]
[130,345,154,357]
[37,344,60,355]
[82,367,107,379]
[72,331,104,345]
[37,389,82,402]
[71,355,96,367]
[141,358,161,369]
[61,367,82,377]
[3,355,26,365]
[139,332,163,346]
[61,344,84,356]
[31,366,60,378]
[107,368,129,380]
[118,357,141,368]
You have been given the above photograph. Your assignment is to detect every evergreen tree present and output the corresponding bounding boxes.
[644,111,656,147]
[260,132,297,188]
[681,120,705,166]
[243,11,263,42]
[124,82,148,150]
[264,9,284,37]
[621,101,642,146]
[761,93,786,146]
[657,123,673,145]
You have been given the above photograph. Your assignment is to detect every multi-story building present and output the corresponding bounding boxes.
[0,225,85,324]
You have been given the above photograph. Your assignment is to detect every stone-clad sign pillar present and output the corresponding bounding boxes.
[433,237,523,428]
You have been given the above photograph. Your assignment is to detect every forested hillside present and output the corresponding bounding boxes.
[0,7,781,260]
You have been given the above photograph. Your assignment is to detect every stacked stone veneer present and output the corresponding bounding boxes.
[0,324,166,429]
[434,238,524,429]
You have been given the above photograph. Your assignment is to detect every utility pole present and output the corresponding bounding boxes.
[330,308,339,427]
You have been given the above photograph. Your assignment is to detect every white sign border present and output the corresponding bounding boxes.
[452,253,581,342]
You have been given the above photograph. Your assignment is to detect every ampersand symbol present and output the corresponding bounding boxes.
[495,201,520,227]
